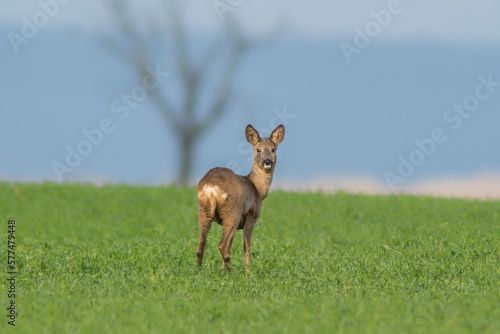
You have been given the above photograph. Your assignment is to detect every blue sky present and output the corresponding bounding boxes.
[2,0,500,42]
[1,1,500,191]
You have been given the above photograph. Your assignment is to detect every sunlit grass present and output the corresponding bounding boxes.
[1,182,499,333]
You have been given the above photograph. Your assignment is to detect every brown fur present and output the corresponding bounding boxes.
[196,124,285,273]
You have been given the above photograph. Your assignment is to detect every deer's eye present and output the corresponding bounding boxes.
[271,148,276,153]
[256,149,261,153]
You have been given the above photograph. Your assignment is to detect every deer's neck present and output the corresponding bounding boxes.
[247,166,274,200]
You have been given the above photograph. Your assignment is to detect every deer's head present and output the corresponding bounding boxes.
[246,124,285,174]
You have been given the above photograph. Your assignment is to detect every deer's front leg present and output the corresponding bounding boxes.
[243,214,258,273]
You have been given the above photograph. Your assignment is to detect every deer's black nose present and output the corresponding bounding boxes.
[263,159,273,168]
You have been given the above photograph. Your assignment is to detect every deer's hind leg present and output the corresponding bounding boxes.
[221,234,237,270]
[218,213,241,272]
[196,211,213,268]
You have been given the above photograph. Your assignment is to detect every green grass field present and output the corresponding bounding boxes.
[1,182,499,333]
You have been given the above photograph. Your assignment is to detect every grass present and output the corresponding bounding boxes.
[0,182,499,333]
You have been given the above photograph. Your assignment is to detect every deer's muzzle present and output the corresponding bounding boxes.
[263,159,273,170]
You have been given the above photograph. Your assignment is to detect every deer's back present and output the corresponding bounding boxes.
[197,168,260,223]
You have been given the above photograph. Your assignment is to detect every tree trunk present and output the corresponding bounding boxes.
[177,136,194,186]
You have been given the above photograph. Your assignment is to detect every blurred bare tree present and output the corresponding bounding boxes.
[104,0,255,185]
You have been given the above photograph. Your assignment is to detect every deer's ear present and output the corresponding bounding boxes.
[246,124,260,145]
[270,124,285,145]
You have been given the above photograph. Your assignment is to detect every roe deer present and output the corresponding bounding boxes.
[196,124,285,273]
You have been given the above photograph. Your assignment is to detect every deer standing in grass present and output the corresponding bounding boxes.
[197,124,285,273]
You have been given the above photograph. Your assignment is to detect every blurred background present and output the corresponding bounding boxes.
[1,0,500,198]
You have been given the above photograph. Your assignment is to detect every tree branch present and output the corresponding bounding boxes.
[102,0,263,184]
[196,19,252,136]
[104,0,181,135]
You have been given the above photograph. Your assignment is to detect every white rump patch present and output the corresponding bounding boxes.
[198,184,228,201]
